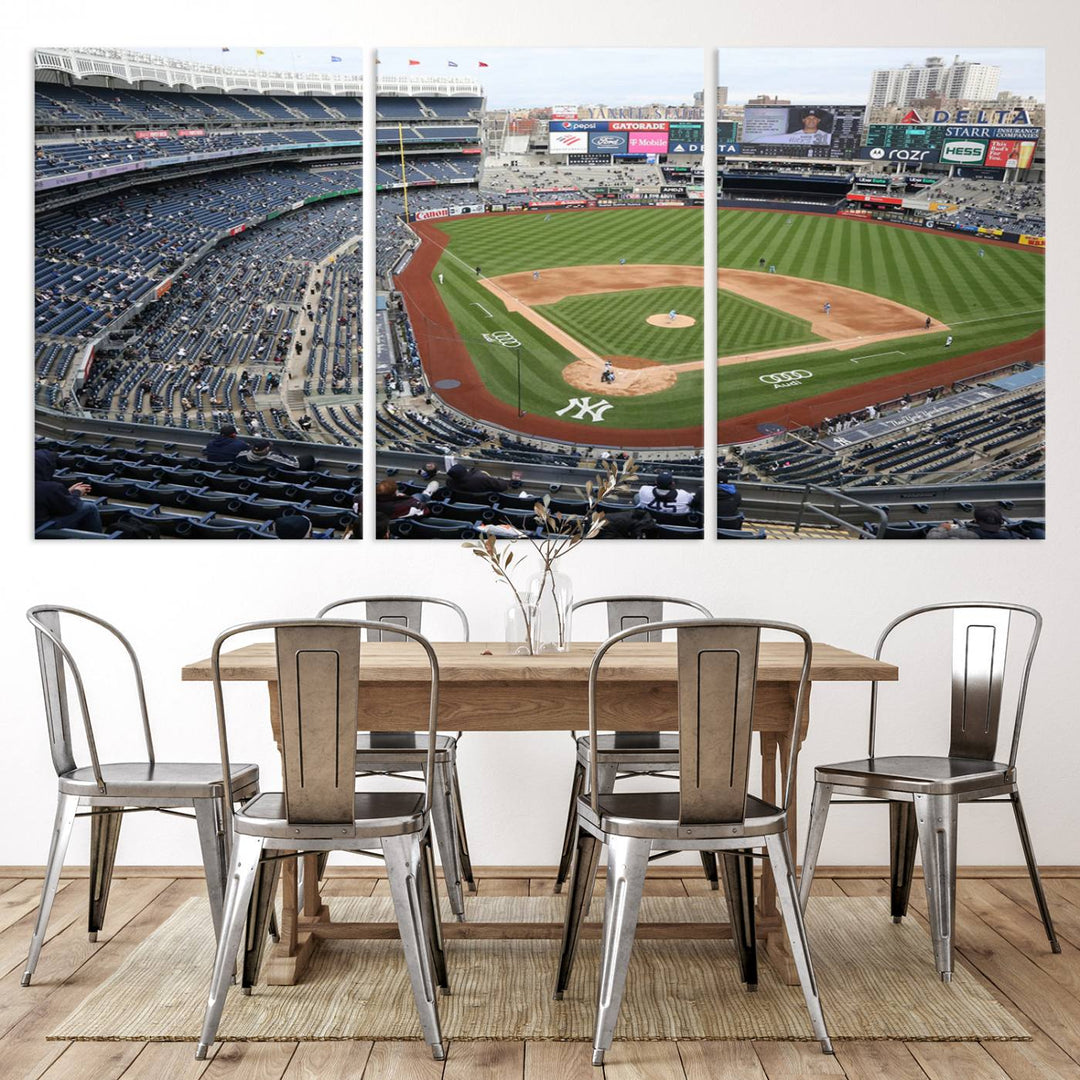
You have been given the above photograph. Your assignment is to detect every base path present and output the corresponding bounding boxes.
[485,264,945,391]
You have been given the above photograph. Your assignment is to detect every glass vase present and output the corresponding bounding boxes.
[505,601,539,655]
[527,569,574,653]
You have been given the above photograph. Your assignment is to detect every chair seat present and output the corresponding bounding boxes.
[815,755,1015,795]
[234,791,426,840]
[59,761,259,799]
[356,733,456,758]
[576,733,679,766]
[578,790,785,840]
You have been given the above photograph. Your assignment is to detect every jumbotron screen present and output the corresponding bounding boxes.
[740,105,864,159]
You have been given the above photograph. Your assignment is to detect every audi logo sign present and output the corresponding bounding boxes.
[759,369,813,388]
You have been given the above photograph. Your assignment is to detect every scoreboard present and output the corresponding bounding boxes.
[739,105,864,159]
[865,125,941,152]
[666,121,740,153]
[861,123,1042,166]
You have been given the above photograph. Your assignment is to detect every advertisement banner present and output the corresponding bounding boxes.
[661,185,687,196]
[985,140,1019,168]
[551,105,578,120]
[134,130,169,139]
[551,120,606,132]
[983,139,1037,169]
[627,130,669,154]
[176,128,205,137]
[549,130,589,152]
[939,138,988,165]
[859,146,940,162]
[448,203,484,216]
[1019,234,1046,247]
[846,193,903,207]
[414,207,449,220]
[943,125,1041,140]
[588,130,629,154]
[610,120,668,131]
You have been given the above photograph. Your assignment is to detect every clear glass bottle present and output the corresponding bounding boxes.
[527,568,573,653]
[504,600,539,655]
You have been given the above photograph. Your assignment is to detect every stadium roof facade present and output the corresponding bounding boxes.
[35,46,483,98]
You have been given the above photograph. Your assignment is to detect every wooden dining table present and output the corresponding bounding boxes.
[182,639,897,986]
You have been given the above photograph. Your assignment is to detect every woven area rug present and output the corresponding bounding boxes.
[50,895,1026,1043]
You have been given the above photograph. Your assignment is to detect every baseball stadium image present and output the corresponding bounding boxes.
[33,45,1044,540]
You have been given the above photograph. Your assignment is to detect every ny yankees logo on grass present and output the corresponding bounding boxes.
[556,397,613,422]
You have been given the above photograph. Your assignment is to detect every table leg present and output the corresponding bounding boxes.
[261,683,329,985]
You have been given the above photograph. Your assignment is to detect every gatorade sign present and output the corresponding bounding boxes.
[940,139,987,165]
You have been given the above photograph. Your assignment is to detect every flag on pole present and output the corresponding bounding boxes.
[255,49,266,56]
[408,59,420,66]
[331,55,342,62]
[447,60,458,67]
[478,61,489,68]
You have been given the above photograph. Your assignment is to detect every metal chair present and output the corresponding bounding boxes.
[316,596,474,919]
[554,619,832,1065]
[799,602,1060,982]
[196,618,447,1061]
[554,596,717,893]
[23,606,261,987]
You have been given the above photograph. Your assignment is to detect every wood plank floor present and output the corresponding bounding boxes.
[2,868,1076,1080]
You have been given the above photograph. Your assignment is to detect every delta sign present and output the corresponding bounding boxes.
[899,106,1033,125]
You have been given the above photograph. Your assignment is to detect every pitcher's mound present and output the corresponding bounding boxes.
[647,313,696,328]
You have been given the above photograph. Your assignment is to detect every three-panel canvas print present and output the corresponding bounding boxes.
[34,46,1045,539]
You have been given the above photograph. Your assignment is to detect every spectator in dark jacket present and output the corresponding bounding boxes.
[204,425,246,463]
[375,478,432,519]
[716,482,742,520]
[446,463,512,496]
[34,450,103,533]
[970,506,1020,539]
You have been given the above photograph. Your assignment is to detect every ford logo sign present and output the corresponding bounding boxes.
[593,136,621,148]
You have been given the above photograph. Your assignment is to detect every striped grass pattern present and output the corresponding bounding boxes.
[414,208,1043,431]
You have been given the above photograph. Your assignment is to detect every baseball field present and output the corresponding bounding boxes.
[394,206,1044,446]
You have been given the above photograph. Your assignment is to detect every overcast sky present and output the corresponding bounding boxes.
[718,48,1045,104]
[143,46,1044,108]
[377,48,703,108]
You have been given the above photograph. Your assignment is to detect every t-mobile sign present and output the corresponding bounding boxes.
[627,131,669,154]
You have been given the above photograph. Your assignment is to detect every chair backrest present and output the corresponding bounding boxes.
[211,619,440,825]
[587,619,812,823]
[870,602,1040,768]
[572,595,713,642]
[26,605,154,790]
[316,596,469,642]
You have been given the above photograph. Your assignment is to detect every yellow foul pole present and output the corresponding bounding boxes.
[398,121,410,222]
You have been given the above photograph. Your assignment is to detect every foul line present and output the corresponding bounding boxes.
[471,302,493,318]
[850,350,905,363]
[950,309,1044,327]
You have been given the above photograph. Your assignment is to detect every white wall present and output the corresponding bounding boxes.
[4,0,1077,872]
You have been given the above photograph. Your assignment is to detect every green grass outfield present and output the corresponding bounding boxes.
[425,208,1043,430]
[717,209,1044,419]
[433,209,704,430]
